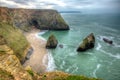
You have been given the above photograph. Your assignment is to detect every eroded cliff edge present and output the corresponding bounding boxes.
[0,7,69,31]
[0,7,100,80]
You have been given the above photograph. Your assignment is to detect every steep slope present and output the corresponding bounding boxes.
[0,23,30,63]
[0,7,100,80]
[0,7,12,24]
[0,7,69,31]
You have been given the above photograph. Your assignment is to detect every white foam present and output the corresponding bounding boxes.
[98,35,114,41]
[113,43,120,48]
[38,30,48,35]
[96,43,102,50]
[60,61,65,69]
[100,50,120,59]
[35,33,46,41]
[93,64,101,78]
[71,67,78,74]
[44,51,56,72]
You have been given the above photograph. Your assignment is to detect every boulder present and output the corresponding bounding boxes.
[77,33,95,52]
[46,34,58,49]
[103,38,113,44]
[59,44,63,48]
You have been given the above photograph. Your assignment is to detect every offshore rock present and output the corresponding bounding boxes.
[77,33,95,52]
[103,38,113,44]
[46,34,58,49]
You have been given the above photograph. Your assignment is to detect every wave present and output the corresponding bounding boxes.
[96,43,102,51]
[43,51,56,72]
[113,43,120,48]
[71,67,78,74]
[97,35,114,41]
[35,33,46,41]
[100,50,120,59]
[97,35,120,48]
[65,64,78,73]
[38,30,48,35]
[93,64,101,78]
[60,61,65,69]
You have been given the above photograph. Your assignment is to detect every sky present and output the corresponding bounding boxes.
[0,0,120,13]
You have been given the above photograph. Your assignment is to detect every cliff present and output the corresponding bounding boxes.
[0,7,100,80]
[0,26,100,79]
[0,7,69,31]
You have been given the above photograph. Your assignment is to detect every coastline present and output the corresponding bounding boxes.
[23,29,48,73]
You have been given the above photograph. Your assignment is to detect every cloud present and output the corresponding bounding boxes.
[0,0,120,12]
[0,0,36,8]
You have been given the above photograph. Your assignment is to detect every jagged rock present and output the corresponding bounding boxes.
[0,23,30,63]
[0,68,14,80]
[46,34,58,49]
[77,33,95,52]
[21,47,33,64]
[0,7,69,31]
[103,38,113,44]
[0,35,6,45]
[0,44,33,80]
[59,44,63,48]
[25,47,33,60]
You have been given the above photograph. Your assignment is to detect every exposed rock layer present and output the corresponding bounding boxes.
[0,7,69,31]
[77,33,95,52]
[46,34,58,48]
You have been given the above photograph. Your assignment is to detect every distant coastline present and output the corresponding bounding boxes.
[59,11,81,13]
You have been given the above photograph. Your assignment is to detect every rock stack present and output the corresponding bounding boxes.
[46,34,58,49]
[77,33,95,52]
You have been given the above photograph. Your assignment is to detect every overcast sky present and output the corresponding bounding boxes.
[0,0,120,13]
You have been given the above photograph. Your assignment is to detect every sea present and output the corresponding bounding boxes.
[40,13,120,80]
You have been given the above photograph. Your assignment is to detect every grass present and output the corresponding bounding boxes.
[27,69,34,77]
[0,22,29,61]
[0,68,14,80]
[39,71,101,80]
[66,75,101,80]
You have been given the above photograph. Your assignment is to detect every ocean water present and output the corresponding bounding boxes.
[41,13,120,80]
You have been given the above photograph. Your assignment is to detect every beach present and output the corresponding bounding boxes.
[23,29,48,73]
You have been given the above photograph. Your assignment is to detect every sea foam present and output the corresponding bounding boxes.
[35,33,46,41]
[93,64,101,78]
[96,43,102,50]
[43,51,56,72]
[100,50,120,59]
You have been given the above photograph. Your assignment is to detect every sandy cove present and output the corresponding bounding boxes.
[23,29,48,73]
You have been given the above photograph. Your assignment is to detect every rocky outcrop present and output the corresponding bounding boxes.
[103,38,113,44]
[0,23,30,63]
[0,7,69,31]
[0,36,32,80]
[46,34,58,49]
[0,68,14,80]
[0,7,12,24]
[77,33,95,52]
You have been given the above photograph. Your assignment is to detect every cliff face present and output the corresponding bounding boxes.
[0,7,100,80]
[0,23,30,63]
[0,31,32,80]
[0,7,69,31]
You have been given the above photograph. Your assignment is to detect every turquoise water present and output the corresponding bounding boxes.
[41,13,120,80]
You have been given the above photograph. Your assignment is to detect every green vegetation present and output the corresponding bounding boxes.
[66,75,101,80]
[50,75,101,80]
[39,71,101,80]
[80,38,88,48]
[0,68,14,80]
[27,69,34,77]
[0,23,29,61]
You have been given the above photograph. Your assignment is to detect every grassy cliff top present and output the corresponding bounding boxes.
[0,23,29,61]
